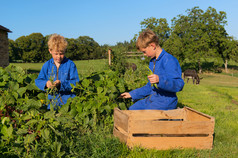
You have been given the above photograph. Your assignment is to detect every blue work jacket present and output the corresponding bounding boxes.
[129,49,184,110]
[35,57,80,109]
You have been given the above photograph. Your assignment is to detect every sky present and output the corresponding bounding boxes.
[1,0,238,46]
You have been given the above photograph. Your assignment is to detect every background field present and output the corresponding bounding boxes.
[11,59,108,77]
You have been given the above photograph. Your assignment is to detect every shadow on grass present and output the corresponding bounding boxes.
[228,64,238,70]
[27,69,40,74]
[177,102,187,108]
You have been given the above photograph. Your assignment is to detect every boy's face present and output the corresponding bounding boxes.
[140,43,156,58]
[49,49,65,65]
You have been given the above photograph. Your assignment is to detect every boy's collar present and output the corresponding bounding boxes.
[50,57,67,64]
[153,49,165,61]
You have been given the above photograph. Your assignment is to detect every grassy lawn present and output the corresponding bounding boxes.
[11,59,108,77]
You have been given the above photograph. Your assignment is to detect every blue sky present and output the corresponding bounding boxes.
[1,0,238,45]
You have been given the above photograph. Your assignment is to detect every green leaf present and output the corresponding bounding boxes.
[44,111,55,119]
[16,128,28,135]
[1,124,13,138]
[12,91,18,100]
[110,86,117,93]
[1,117,10,125]
[2,75,9,81]
[104,105,112,113]
[84,116,89,125]
[145,66,153,75]
[17,87,27,98]
[25,119,38,125]
[58,103,69,114]
[23,99,41,110]
[22,114,32,120]
[24,133,35,144]
[119,102,127,110]
[37,92,46,100]
[26,84,39,90]
[8,81,19,91]
[145,66,158,89]
[14,65,25,74]
[82,79,90,88]
[69,105,77,117]
[0,81,7,86]
[41,128,50,140]
[51,141,64,157]
[97,87,103,94]
[48,124,62,136]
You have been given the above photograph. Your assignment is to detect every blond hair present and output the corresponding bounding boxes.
[136,29,159,51]
[48,34,68,52]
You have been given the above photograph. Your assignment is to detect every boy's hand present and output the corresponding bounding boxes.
[46,80,54,89]
[120,92,131,99]
[53,80,61,87]
[148,74,159,84]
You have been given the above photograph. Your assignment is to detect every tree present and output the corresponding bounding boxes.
[15,33,46,62]
[203,7,234,72]
[170,6,228,72]
[140,17,170,47]
[219,37,238,72]
[76,36,101,60]
[8,39,20,62]
[15,35,29,61]
[163,33,185,65]
[65,38,79,59]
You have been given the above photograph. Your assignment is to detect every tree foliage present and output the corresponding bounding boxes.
[9,34,104,62]
[140,17,170,47]
[138,6,238,72]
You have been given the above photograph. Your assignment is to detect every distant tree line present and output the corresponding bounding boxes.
[8,6,238,73]
[9,34,107,62]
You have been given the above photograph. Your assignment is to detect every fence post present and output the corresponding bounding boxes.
[108,49,111,65]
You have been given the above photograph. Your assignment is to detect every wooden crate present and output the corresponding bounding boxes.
[113,106,215,150]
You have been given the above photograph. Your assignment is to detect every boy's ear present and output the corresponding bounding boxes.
[150,43,156,49]
[49,49,52,54]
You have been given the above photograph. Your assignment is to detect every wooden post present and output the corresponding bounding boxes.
[108,49,111,65]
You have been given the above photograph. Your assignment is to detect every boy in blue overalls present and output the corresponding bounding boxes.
[35,34,80,109]
[120,29,184,110]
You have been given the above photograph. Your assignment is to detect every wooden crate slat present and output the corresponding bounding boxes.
[127,135,213,150]
[129,120,214,134]
[113,127,128,143]
[123,108,184,120]
[184,107,215,121]
[113,108,129,132]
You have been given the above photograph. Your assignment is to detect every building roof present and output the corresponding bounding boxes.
[0,25,12,33]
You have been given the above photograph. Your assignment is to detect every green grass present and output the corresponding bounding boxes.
[171,73,238,157]
[11,59,108,77]
[10,58,142,78]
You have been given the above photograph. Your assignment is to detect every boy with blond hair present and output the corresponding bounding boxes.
[121,29,184,110]
[35,34,79,109]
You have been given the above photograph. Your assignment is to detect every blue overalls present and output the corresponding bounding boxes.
[129,49,184,110]
[35,57,80,109]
